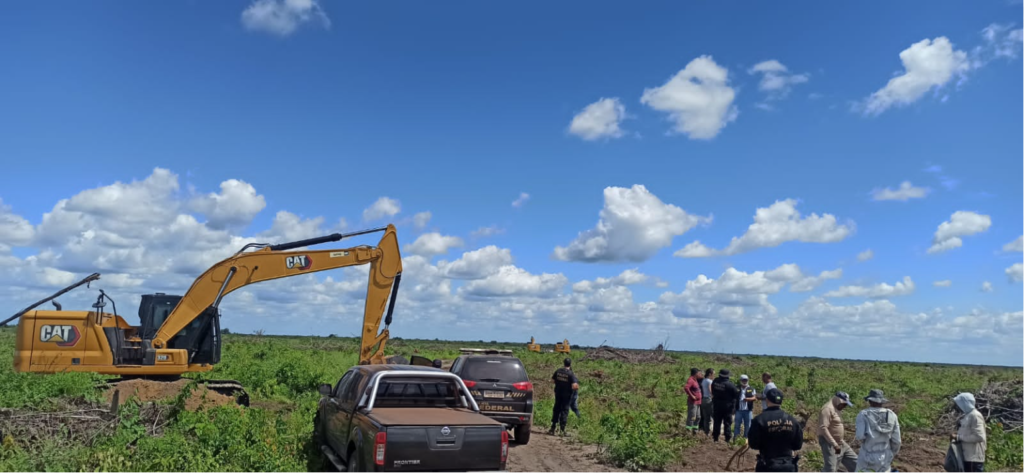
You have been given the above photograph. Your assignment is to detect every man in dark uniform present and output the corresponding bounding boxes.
[748,388,804,472]
[549,357,579,435]
[711,368,740,443]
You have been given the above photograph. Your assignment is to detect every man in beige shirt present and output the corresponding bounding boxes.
[819,391,857,472]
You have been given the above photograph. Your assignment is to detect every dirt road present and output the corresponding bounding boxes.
[507,427,623,472]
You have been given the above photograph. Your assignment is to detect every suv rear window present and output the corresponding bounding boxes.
[461,358,528,383]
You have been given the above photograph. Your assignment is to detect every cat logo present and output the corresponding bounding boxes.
[285,255,313,270]
[39,325,81,347]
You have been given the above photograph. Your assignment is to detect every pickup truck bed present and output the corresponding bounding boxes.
[368,407,498,426]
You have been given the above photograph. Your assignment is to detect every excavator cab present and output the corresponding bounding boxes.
[527,336,541,353]
[138,293,221,365]
[554,338,571,354]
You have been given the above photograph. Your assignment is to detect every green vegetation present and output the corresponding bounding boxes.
[0,329,1020,471]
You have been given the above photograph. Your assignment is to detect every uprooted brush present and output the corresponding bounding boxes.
[582,343,675,364]
[938,379,1023,433]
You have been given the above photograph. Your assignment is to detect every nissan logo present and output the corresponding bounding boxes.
[441,426,451,436]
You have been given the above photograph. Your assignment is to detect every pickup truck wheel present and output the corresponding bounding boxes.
[513,424,531,445]
[346,448,360,472]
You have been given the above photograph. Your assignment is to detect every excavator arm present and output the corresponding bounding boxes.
[151,224,402,365]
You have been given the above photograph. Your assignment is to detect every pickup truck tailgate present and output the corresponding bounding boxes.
[383,425,503,471]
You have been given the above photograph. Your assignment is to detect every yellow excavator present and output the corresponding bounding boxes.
[555,338,571,354]
[526,336,541,353]
[3,225,404,405]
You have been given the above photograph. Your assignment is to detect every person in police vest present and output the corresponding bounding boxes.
[548,357,579,435]
[747,388,804,472]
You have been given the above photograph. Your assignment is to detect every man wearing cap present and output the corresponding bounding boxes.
[748,387,803,471]
[854,389,901,472]
[711,368,740,443]
[819,392,857,472]
[548,358,579,435]
[734,374,757,439]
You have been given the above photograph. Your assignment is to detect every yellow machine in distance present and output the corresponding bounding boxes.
[527,336,541,353]
[6,225,404,405]
[555,338,571,354]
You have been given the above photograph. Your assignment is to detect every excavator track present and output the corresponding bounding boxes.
[101,376,250,407]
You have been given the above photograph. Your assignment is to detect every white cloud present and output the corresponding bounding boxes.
[459,265,568,298]
[511,192,530,208]
[933,280,952,287]
[748,60,809,101]
[789,268,843,293]
[861,37,969,115]
[412,211,432,231]
[981,281,993,293]
[927,211,991,254]
[1006,263,1023,283]
[363,197,401,221]
[258,211,327,243]
[857,249,875,262]
[675,199,853,258]
[554,184,710,263]
[1002,235,1023,252]
[640,55,738,140]
[437,246,513,280]
[0,198,35,247]
[188,179,266,230]
[241,0,330,37]
[972,23,1024,65]
[404,232,464,258]
[470,225,504,238]
[572,268,660,293]
[824,276,915,298]
[568,97,627,140]
[871,181,930,201]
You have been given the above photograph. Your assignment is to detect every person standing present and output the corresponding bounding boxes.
[685,368,704,431]
[711,368,740,443]
[748,388,803,472]
[700,368,715,435]
[548,358,579,435]
[734,374,757,438]
[758,372,778,411]
[952,392,987,472]
[854,389,901,472]
[818,392,857,472]
[566,364,582,418]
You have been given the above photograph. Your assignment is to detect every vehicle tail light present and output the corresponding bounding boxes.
[512,381,533,391]
[463,380,476,388]
[374,432,386,466]
[500,430,508,462]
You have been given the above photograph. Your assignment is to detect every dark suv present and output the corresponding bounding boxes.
[449,349,534,444]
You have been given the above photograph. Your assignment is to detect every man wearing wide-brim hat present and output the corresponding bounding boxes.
[854,389,902,472]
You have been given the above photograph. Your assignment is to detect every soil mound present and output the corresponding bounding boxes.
[104,379,236,411]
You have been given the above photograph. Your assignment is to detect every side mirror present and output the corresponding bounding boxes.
[319,384,332,396]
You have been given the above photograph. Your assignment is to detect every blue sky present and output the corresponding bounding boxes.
[1,1,1021,366]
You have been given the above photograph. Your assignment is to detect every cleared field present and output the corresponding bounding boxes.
[0,329,1020,471]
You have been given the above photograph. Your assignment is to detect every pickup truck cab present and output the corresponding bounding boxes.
[314,364,508,472]
[448,349,533,445]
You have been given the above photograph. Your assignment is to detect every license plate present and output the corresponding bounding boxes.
[483,390,505,399]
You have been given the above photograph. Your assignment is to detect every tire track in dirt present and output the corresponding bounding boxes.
[507,427,623,472]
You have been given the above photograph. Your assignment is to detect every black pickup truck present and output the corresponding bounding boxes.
[314,364,508,472]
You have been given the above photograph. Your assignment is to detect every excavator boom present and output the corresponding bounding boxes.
[152,224,403,364]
